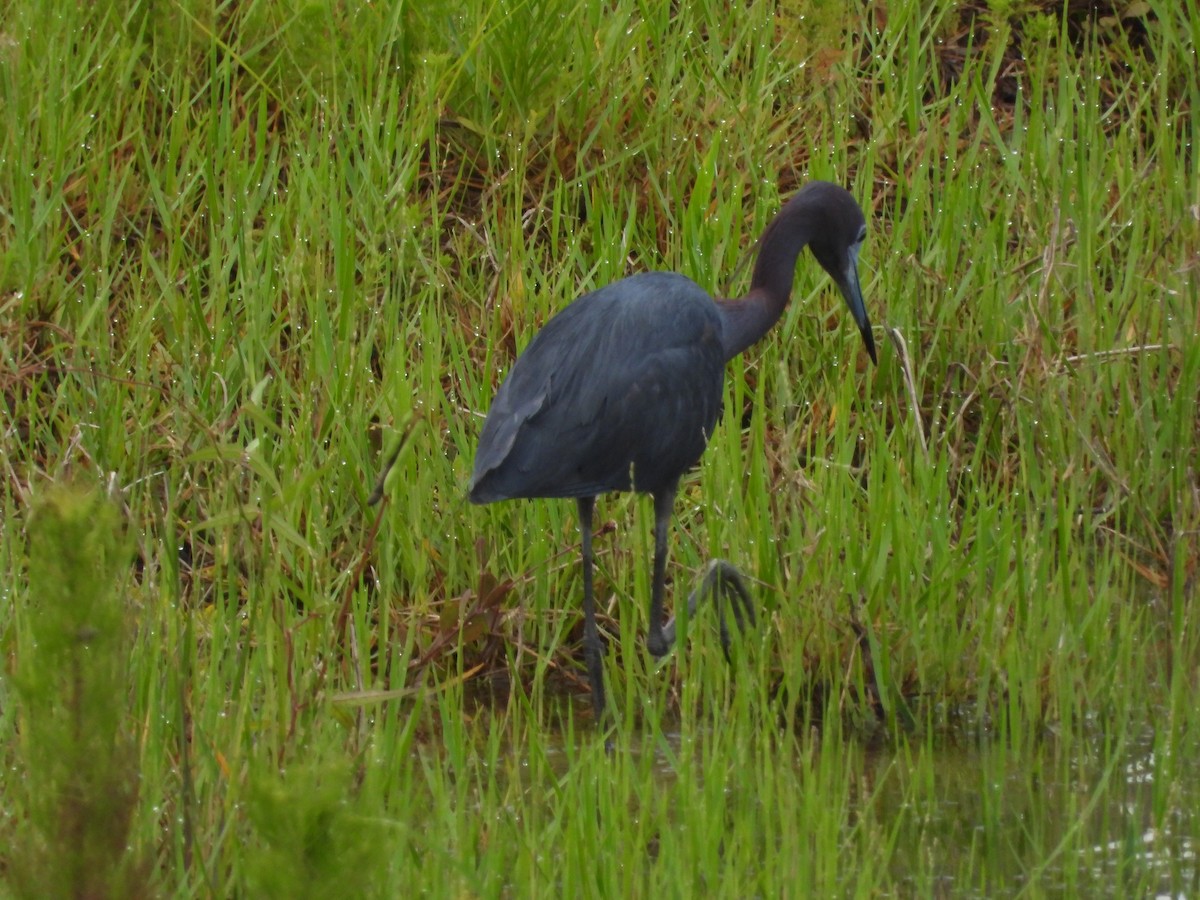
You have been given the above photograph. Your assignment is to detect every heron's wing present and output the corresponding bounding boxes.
[592,339,724,493]
[469,274,724,502]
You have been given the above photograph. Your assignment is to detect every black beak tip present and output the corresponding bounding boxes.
[861,324,877,365]
[838,275,875,366]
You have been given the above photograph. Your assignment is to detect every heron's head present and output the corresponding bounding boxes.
[801,182,877,365]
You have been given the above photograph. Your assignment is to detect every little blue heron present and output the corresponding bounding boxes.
[469,180,876,722]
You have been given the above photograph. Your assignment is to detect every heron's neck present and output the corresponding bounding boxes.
[717,197,815,359]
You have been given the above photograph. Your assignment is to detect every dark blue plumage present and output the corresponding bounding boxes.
[469,181,875,723]
[470,272,724,503]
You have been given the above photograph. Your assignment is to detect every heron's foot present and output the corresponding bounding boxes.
[705,559,756,663]
[656,559,757,661]
[647,625,670,658]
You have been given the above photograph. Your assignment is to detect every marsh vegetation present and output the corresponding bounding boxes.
[2,0,1197,894]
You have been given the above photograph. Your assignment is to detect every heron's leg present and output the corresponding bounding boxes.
[646,487,677,658]
[577,496,606,721]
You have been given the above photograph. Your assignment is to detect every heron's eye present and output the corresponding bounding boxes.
[856,226,867,244]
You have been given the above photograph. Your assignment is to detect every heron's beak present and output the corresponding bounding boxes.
[839,247,876,364]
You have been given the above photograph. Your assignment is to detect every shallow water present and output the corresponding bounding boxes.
[853,723,1198,896]
[493,694,1199,896]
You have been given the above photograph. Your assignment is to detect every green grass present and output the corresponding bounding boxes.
[2,0,1198,894]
